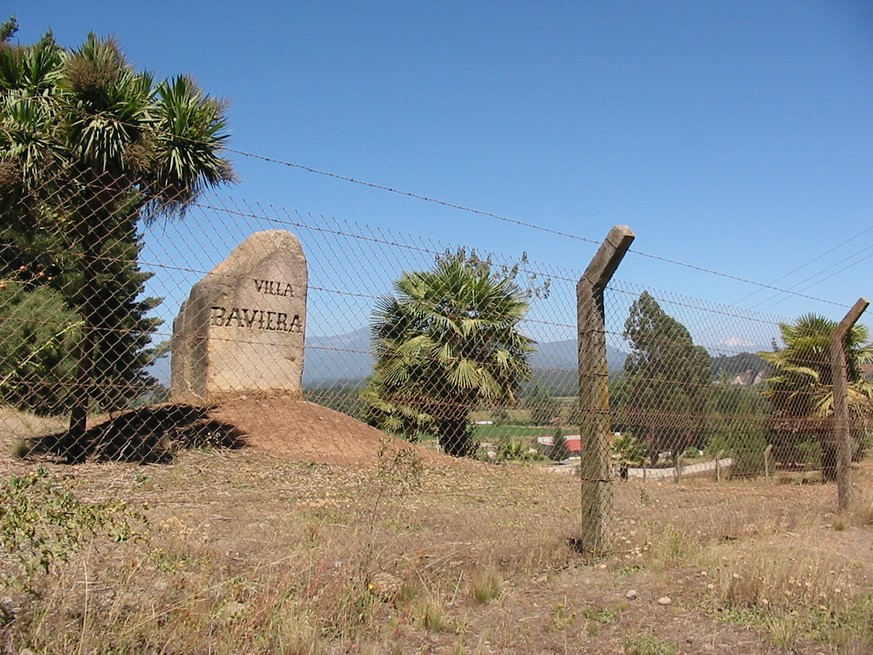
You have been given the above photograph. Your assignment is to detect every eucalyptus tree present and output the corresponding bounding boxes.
[0,24,233,436]
[368,252,534,457]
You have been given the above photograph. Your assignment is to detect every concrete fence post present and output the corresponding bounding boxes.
[831,298,869,512]
[764,444,773,480]
[715,450,724,483]
[577,225,634,554]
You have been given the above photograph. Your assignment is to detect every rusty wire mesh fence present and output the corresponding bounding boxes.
[594,279,871,553]
[4,33,872,654]
[3,169,872,649]
[3,177,866,525]
[1,180,588,597]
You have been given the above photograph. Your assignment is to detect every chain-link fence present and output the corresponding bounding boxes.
[3,172,871,650]
[4,31,871,653]
[4,179,867,529]
[598,278,870,546]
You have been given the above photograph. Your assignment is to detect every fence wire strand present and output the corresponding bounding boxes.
[1,171,868,562]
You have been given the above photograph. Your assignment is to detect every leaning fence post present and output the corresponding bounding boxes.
[831,298,869,512]
[577,225,634,554]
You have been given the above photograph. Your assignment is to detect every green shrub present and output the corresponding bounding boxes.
[613,432,647,467]
[494,436,540,463]
[0,282,80,415]
[729,429,768,478]
[0,468,144,589]
[526,384,560,425]
[681,446,702,459]
[704,433,732,458]
[797,440,823,470]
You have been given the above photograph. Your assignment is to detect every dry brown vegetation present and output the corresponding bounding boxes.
[1,401,872,654]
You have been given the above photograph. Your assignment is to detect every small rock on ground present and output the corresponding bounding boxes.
[657,596,672,606]
[219,601,247,621]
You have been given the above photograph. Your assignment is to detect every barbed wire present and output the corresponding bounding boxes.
[227,148,848,308]
[1,91,853,309]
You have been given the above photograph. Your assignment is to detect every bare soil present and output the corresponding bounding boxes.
[210,394,449,466]
[0,400,872,654]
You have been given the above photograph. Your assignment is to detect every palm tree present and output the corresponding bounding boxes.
[369,253,534,457]
[0,28,233,439]
[759,313,873,479]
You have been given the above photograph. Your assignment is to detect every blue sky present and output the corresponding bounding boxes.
[10,1,873,341]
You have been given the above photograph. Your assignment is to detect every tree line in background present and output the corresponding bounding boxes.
[359,266,873,474]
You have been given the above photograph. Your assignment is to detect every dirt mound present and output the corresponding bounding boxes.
[4,396,445,467]
[209,395,445,466]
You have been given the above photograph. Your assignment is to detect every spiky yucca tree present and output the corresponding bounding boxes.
[0,24,233,436]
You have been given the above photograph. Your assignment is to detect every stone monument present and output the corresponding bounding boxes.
[171,230,307,403]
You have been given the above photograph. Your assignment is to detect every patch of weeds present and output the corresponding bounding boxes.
[639,487,653,505]
[616,562,645,575]
[376,438,423,493]
[0,467,145,590]
[707,552,873,651]
[339,577,378,628]
[304,522,322,545]
[582,605,621,637]
[583,605,620,625]
[394,573,421,606]
[833,518,846,532]
[763,612,804,652]
[551,600,576,630]
[471,566,502,605]
[716,597,873,652]
[419,597,447,632]
[148,547,195,573]
[622,633,679,655]
[649,527,697,567]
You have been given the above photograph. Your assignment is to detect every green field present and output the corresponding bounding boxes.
[472,423,556,442]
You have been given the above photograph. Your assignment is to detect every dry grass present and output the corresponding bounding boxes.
[2,410,873,653]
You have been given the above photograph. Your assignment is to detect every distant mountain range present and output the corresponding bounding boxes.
[303,327,373,384]
[302,327,628,386]
[149,326,767,390]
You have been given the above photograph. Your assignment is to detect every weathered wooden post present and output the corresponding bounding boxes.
[577,225,634,554]
[831,298,869,512]
[763,444,773,480]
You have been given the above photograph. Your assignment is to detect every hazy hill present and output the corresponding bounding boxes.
[529,338,628,374]
[151,329,767,392]
[303,329,628,387]
[148,328,629,388]
[710,352,770,386]
[303,327,372,384]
